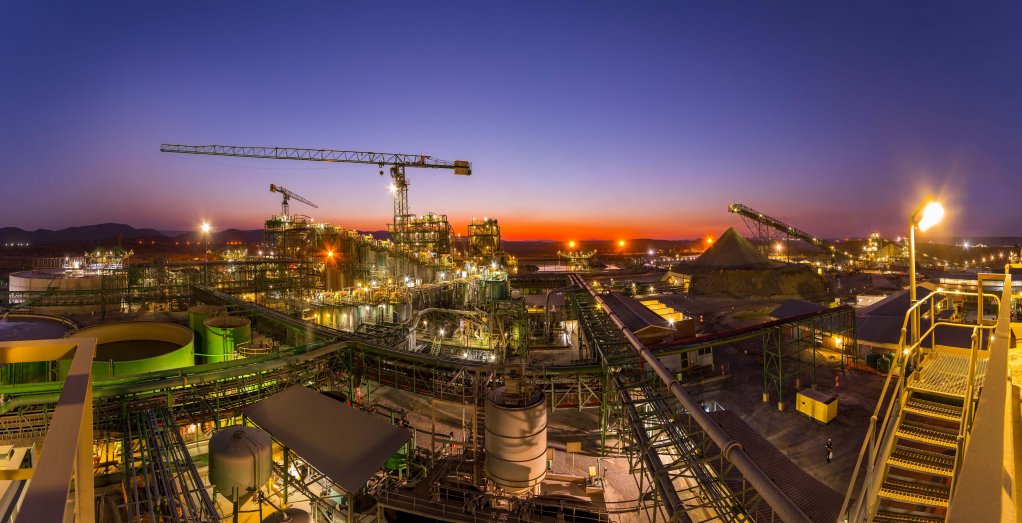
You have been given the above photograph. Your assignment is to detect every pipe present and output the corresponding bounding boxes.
[543,285,578,340]
[572,274,811,523]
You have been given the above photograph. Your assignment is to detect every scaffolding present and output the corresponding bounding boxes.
[390,212,453,258]
[467,218,500,259]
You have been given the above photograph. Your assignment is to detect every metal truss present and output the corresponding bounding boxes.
[614,369,768,523]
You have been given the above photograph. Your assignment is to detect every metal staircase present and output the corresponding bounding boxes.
[871,350,987,521]
[840,286,995,523]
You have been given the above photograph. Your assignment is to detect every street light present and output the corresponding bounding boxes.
[200,222,211,261]
[909,201,944,346]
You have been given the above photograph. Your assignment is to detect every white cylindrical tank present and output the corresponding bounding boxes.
[262,508,311,523]
[209,425,272,500]
[484,383,548,493]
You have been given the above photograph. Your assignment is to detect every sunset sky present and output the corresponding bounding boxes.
[1,2,1019,240]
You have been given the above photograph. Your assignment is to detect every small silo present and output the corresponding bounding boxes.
[484,377,548,494]
[209,426,272,503]
[188,304,227,358]
[203,316,252,364]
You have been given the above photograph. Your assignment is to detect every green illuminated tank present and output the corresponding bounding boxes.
[61,321,195,380]
[0,314,75,384]
[188,304,227,361]
[383,445,408,474]
[203,316,252,364]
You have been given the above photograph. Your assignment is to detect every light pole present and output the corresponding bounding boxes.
[909,201,944,347]
[201,222,211,261]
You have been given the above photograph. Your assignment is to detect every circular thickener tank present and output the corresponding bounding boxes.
[61,321,194,380]
[484,384,548,493]
[0,314,75,384]
[188,304,227,359]
[203,316,252,364]
[209,425,272,500]
[262,508,311,523]
[8,269,124,315]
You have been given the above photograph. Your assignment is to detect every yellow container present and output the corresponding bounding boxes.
[796,388,838,424]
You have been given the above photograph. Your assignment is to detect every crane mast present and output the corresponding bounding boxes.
[161,144,471,254]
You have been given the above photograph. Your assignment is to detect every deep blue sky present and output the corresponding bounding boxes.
[1,1,1019,240]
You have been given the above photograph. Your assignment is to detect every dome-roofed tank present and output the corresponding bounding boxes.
[203,316,252,364]
[262,508,311,523]
[209,425,272,501]
[484,372,548,494]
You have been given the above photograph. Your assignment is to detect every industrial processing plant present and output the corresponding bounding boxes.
[0,139,1016,523]
[2,3,1021,523]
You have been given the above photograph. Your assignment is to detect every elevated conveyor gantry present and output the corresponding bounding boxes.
[728,202,854,259]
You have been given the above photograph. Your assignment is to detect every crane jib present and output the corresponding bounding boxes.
[160,144,470,175]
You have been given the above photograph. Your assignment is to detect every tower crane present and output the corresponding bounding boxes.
[160,144,471,245]
[269,183,317,220]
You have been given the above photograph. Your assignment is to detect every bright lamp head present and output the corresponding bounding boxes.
[914,202,944,232]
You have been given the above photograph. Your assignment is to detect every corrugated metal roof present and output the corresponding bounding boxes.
[600,292,672,334]
[770,300,827,320]
[244,386,412,493]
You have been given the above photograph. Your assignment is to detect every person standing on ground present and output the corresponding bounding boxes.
[826,438,833,463]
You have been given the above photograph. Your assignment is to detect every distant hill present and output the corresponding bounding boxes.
[0,223,165,245]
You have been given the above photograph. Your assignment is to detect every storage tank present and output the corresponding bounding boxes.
[262,508,311,523]
[61,321,194,380]
[0,314,76,384]
[484,380,548,494]
[203,316,252,364]
[188,304,227,358]
[209,425,272,501]
[8,269,124,315]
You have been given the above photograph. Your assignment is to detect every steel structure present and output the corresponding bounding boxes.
[161,144,470,253]
[0,259,320,317]
[565,275,812,522]
[651,305,857,409]
[728,203,852,259]
[1,274,860,522]
[123,407,219,523]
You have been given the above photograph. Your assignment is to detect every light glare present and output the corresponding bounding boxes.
[915,202,944,232]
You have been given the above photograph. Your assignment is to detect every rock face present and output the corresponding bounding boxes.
[692,227,778,269]
[687,228,828,299]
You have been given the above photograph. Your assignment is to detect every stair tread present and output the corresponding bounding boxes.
[904,398,964,421]
[896,421,959,447]
[889,447,954,475]
[878,479,950,507]
[874,509,946,523]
